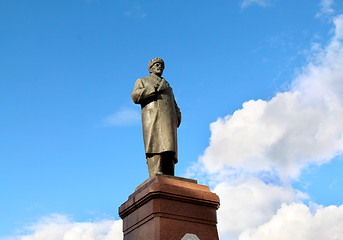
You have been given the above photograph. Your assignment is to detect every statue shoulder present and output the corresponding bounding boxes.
[142,75,153,81]
[140,76,155,86]
[134,76,148,85]
[135,76,152,82]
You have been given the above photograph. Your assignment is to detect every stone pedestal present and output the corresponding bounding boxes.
[118,175,220,240]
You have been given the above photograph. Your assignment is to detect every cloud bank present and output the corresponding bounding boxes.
[240,203,343,240]
[2,215,122,240]
[200,15,343,181]
[193,14,343,240]
[213,178,302,239]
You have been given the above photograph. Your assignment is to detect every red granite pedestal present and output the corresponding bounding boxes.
[118,175,220,240]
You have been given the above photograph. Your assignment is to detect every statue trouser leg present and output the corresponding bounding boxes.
[161,151,175,176]
[147,154,163,177]
[146,152,176,177]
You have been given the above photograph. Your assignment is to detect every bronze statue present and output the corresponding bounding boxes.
[131,58,181,177]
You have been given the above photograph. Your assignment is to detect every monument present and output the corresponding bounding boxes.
[131,58,181,177]
[119,58,220,240]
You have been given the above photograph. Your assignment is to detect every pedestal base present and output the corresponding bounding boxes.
[118,175,220,240]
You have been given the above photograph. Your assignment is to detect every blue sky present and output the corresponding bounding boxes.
[1,0,343,239]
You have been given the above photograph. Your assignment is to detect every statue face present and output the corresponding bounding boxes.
[150,62,164,76]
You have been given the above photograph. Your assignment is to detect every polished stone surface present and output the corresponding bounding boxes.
[119,175,220,240]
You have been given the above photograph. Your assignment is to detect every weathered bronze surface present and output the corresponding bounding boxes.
[131,58,181,177]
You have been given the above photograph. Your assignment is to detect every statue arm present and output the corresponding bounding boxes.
[131,78,156,104]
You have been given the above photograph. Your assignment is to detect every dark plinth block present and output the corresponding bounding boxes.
[118,175,220,240]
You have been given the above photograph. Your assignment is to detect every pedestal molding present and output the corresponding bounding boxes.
[119,175,220,240]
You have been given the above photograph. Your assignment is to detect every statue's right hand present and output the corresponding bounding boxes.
[157,81,168,92]
[145,84,157,97]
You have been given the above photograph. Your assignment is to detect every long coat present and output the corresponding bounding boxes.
[131,74,181,161]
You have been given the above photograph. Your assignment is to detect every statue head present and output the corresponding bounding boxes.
[148,58,165,76]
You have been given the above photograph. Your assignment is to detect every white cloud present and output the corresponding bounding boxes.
[185,14,343,240]
[199,15,343,181]
[241,0,271,9]
[101,108,140,126]
[2,214,122,240]
[214,178,303,240]
[316,0,335,18]
[239,203,343,240]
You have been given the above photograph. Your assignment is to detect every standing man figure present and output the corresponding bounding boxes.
[131,58,181,177]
